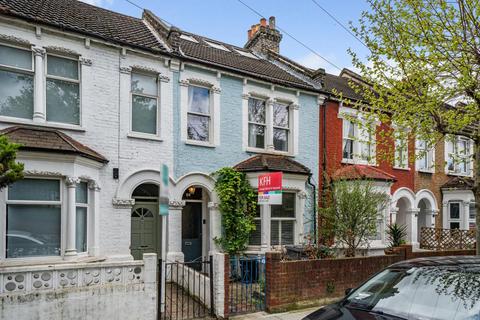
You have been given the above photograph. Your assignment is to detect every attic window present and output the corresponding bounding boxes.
[180,34,198,43]
[234,49,258,59]
[204,40,229,52]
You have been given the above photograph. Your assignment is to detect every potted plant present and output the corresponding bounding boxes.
[385,223,407,254]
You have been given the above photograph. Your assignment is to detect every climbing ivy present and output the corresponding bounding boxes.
[212,167,257,255]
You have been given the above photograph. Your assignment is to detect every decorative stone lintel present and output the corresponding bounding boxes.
[186,78,215,88]
[119,66,132,74]
[179,79,190,87]
[207,202,219,210]
[131,64,161,74]
[290,103,300,110]
[169,200,186,209]
[80,57,93,66]
[45,46,80,56]
[65,176,80,187]
[24,170,62,177]
[211,86,221,94]
[0,33,30,46]
[112,198,135,208]
[242,93,251,100]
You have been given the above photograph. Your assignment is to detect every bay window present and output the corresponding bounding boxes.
[131,72,159,135]
[469,202,476,230]
[187,85,211,142]
[249,205,262,246]
[248,98,266,149]
[448,202,461,229]
[76,182,88,253]
[6,178,61,258]
[446,136,472,175]
[0,44,34,119]
[46,54,80,125]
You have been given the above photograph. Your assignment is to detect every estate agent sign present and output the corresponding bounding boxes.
[258,172,283,205]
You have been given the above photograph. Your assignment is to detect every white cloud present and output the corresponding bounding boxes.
[296,52,341,75]
[79,0,113,6]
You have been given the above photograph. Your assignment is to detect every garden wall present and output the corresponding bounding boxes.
[265,245,475,312]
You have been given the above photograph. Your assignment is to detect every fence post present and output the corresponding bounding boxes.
[265,251,281,312]
[143,253,158,319]
[210,255,214,316]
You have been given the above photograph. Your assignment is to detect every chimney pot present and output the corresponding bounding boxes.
[269,16,276,29]
[248,29,252,39]
[260,18,267,26]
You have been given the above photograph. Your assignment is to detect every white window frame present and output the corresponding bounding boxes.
[2,177,63,262]
[45,53,81,126]
[247,97,267,150]
[445,135,473,176]
[447,201,462,229]
[75,181,89,254]
[394,132,409,170]
[416,139,434,173]
[468,201,476,230]
[180,76,220,147]
[186,84,212,144]
[0,43,34,120]
[339,109,376,165]
[270,192,296,247]
[244,94,296,155]
[129,71,160,138]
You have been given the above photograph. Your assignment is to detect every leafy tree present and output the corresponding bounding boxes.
[347,0,480,253]
[212,167,257,255]
[0,135,24,190]
[321,179,389,257]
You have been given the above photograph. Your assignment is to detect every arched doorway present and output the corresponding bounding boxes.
[130,183,162,260]
[181,186,210,266]
[417,199,430,241]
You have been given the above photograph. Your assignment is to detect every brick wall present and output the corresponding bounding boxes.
[264,245,475,312]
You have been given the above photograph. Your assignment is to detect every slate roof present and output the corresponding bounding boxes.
[234,154,311,175]
[0,126,108,163]
[441,176,474,190]
[324,73,364,101]
[332,164,396,182]
[176,32,318,91]
[0,0,167,53]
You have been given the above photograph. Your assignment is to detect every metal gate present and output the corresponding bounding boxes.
[229,256,266,315]
[158,257,214,320]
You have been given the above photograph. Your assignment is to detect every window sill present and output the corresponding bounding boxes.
[417,169,433,174]
[0,116,86,132]
[393,166,410,171]
[185,140,216,148]
[341,158,376,166]
[127,132,163,142]
[446,171,473,178]
[246,147,292,156]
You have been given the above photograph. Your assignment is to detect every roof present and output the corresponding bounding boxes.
[441,176,474,190]
[0,126,108,163]
[234,154,311,175]
[175,31,318,91]
[324,73,364,101]
[0,0,167,53]
[332,164,396,182]
[390,256,480,269]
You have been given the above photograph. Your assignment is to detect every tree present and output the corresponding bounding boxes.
[0,135,24,190]
[212,167,257,255]
[321,179,389,257]
[347,0,480,253]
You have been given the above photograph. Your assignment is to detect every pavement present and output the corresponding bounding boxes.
[230,307,319,320]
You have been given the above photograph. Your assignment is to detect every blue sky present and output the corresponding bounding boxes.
[81,0,371,75]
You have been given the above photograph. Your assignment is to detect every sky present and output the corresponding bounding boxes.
[80,0,371,76]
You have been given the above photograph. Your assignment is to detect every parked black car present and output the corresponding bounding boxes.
[303,256,480,320]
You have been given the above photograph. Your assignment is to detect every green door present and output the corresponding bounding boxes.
[131,203,157,260]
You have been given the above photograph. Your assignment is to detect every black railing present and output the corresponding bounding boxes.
[158,257,214,320]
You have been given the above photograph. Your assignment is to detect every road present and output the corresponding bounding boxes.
[231,307,319,320]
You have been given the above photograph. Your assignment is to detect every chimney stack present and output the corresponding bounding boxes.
[244,16,282,54]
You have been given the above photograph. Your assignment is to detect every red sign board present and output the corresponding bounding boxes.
[258,172,283,204]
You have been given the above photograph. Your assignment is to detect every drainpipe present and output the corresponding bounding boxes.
[320,96,329,245]
[307,174,317,245]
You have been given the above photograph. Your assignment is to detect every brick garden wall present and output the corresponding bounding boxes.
[264,245,475,312]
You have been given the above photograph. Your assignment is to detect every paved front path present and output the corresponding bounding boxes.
[231,307,319,320]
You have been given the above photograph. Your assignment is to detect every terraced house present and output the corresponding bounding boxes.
[0,0,326,318]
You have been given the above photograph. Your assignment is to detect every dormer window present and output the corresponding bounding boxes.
[180,34,198,43]
[234,49,258,59]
